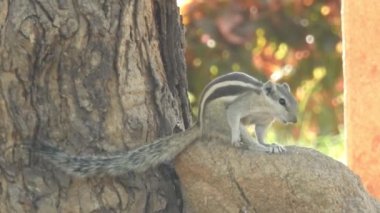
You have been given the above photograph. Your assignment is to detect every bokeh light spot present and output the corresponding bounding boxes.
[207,39,216,48]
[313,67,326,80]
[193,58,202,67]
[209,65,219,76]
[232,63,241,71]
[306,34,315,44]
[321,5,331,16]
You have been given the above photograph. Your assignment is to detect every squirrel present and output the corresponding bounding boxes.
[35,72,298,177]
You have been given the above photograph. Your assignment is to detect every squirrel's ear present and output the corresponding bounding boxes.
[263,81,275,95]
[282,83,290,92]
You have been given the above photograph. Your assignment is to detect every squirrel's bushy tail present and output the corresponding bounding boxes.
[36,126,200,177]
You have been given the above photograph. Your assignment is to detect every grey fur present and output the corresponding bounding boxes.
[37,126,200,177]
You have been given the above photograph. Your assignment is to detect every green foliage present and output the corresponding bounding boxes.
[180,0,343,161]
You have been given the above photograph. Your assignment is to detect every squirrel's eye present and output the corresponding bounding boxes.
[279,98,286,106]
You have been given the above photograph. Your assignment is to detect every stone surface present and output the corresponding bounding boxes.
[343,0,380,199]
[176,141,380,213]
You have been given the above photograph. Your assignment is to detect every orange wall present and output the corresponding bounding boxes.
[343,0,380,199]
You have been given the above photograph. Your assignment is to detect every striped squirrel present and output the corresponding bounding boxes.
[199,72,297,153]
[35,72,298,177]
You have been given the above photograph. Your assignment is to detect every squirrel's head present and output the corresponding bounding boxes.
[261,81,298,124]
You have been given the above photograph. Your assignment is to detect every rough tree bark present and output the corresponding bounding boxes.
[0,0,190,212]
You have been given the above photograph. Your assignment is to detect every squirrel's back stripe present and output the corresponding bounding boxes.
[202,72,262,92]
[204,84,259,106]
[198,72,262,127]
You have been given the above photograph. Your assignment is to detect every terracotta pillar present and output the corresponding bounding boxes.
[343,0,380,199]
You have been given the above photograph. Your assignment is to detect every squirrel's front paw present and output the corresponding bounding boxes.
[266,143,286,154]
[231,136,243,147]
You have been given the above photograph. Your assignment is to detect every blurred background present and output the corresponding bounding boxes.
[178,0,343,162]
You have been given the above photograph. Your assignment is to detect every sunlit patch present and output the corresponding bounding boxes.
[232,63,240,71]
[182,16,190,25]
[305,34,315,44]
[206,39,216,48]
[321,5,331,16]
[335,42,342,54]
[275,43,288,60]
[257,37,266,48]
[270,65,294,81]
[331,95,343,107]
[201,34,211,44]
[271,70,283,82]
[296,87,304,100]
[177,0,192,9]
[255,28,267,50]
[313,67,326,80]
[192,58,202,67]
[187,91,196,104]
[209,65,219,76]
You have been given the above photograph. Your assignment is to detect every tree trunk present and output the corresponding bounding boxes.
[0,0,189,212]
